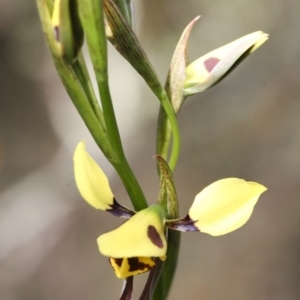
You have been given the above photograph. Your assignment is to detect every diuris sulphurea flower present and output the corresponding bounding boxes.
[74,141,267,279]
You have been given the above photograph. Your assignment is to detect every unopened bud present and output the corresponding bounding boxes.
[184,31,269,96]
[51,0,84,63]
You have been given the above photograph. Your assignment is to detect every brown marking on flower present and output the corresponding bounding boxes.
[53,26,60,41]
[108,198,135,218]
[113,258,123,267]
[166,214,200,232]
[204,57,220,73]
[147,225,164,248]
[128,257,154,272]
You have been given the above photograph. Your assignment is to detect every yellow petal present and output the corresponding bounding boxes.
[184,31,269,95]
[51,0,60,29]
[73,141,114,210]
[189,178,267,236]
[110,257,156,279]
[98,205,167,258]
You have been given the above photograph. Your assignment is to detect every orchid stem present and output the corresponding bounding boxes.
[78,0,147,211]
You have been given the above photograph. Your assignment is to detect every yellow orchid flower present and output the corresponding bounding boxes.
[100,205,167,279]
[74,142,166,278]
[73,141,267,279]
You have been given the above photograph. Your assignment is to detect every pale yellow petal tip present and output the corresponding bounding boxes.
[189,178,267,236]
[74,140,86,156]
[250,32,269,53]
[73,140,114,211]
[248,181,268,193]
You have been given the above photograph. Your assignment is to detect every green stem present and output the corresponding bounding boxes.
[156,106,172,162]
[73,52,106,128]
[97,69,148,211]
[36,0,115,160]
[158,90,180,172]
[152,231,180,300]
[103,0,180,171]
[112,160,147,211]
[78,0,147,210]
[154,110,181,299]
[153,75,182,300]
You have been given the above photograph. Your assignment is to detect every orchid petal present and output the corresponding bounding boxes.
[98,205,167,258]
[189,178,267,236]
[74,141,114,210]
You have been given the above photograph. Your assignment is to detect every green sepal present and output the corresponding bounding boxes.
[103,0,161,97]
[156,156,179,219]
[113,0,134,28]
[153,156,181,300]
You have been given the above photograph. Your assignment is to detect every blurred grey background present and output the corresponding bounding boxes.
[1,0,300,299]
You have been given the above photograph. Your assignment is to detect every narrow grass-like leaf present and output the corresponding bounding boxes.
[103,0,181,171]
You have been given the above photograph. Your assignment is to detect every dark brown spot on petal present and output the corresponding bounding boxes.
[147,225,164,248]
[128,257,154,272]
[204,57,220,73]
[112,258,123,267]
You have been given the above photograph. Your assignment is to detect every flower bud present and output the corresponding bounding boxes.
[51,0,84,63]
[184,31,269,96]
